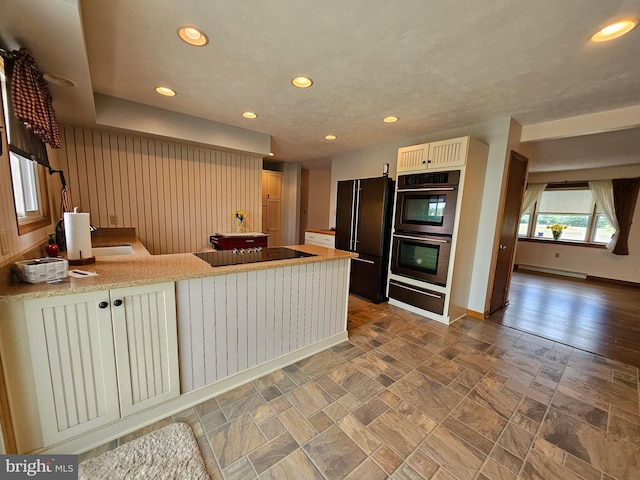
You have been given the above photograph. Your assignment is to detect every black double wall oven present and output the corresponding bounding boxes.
[391,170,460,288]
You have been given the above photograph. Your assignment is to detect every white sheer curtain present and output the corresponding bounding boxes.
[589,180,619,250]
[520,183,547,216]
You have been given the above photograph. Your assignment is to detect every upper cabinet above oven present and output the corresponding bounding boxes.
[397,136,469,173]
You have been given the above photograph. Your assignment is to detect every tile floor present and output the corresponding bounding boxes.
[80,296,640,479]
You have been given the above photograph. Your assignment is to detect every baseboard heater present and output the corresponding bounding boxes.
[516,264,587,279]
[388,279,445,315]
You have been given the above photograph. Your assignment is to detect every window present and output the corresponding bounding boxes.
[8,150,51,234]
[519,185,615,244]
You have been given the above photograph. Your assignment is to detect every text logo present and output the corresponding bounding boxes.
[1,455,77,479]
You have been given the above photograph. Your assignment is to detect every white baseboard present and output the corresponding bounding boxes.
[516,264,587,279]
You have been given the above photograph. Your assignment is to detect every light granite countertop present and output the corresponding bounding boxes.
[305,228,336,236]
[0,232,356,303]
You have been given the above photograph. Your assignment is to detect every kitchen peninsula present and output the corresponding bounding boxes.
[0,233,355,454]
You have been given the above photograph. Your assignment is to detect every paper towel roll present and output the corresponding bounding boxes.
[64,208,92,260]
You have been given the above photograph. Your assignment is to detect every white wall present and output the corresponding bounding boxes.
[515,164,640,283]
[330,117,521,314]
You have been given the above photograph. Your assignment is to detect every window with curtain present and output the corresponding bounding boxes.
[519,184,615,244]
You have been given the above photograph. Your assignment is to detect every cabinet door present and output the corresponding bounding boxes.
[265,171,282,200]
[110,282,179,417]
[397,143,430,172]
[25,292,120,446]
[427,136,469,169]
[305,232,335,248]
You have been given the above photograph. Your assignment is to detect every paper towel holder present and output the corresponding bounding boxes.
[66,207,96,266]
[68,255,95,266]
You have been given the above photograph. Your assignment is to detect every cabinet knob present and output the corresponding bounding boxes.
[98,301,108,309]
[113,299,123,307]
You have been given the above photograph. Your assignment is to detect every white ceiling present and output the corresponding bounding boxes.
[1,0,639,172]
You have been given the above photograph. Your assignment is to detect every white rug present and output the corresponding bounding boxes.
[79,423,210,480]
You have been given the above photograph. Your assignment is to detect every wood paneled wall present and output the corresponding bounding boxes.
[53,125,263,254]
[176,259,350,393]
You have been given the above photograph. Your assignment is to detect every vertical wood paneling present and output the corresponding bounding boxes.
[246,271,258,368]
[176,259,350,393]
[176,280,193,392]
[289,265,300,350]
[52,126,263,254]
[213,275,228,380]
[265,268,276,360]
[255,269,267,365]
[202,277,217,385]
[190,279,205,390]
[25,293,120,444]
[281,266,292,356]
[236,272,248,372]
[112,283,179,417]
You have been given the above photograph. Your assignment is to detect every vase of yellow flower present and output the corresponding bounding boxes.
[233,210,247,233]
[547,223,566,240]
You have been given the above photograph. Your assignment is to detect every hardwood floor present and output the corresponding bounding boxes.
[489,269,640,367]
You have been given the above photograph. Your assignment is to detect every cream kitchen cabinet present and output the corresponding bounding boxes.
[304,231,335,248]
[396,136,469,173]
[23,282,178,447]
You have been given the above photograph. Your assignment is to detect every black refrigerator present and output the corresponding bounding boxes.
[335,176,395,303]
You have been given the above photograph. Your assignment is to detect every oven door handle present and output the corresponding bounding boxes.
[389,281,443,299]
[393,234,451,243]
[397,187,456,192]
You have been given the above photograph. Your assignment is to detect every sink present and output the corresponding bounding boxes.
[92,245,134,256]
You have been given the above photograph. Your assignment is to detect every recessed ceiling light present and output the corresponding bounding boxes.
[242,111,258,119]
[590,18,638,42]
[43,73,77,87]
[325,134,337,141]
[292,76,313,88]
[177,26,209,46]
[155,86,176,96]
[383,116,399,123]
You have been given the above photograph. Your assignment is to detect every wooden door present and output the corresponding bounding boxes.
[110,282,179,417]
[489,151,529,314]
[25,291,120,446]
[262,171,282,246]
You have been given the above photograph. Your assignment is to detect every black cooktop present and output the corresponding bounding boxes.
[193,247,316,267]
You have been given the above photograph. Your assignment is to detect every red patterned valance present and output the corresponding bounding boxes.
[10,48,61,148]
